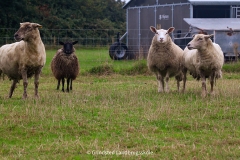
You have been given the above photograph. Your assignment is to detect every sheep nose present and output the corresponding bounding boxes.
[14,33,18,38]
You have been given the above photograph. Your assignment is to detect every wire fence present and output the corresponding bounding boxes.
[1,26,238,65]
[0,28,192,60]
[0,28,127,48]
[0,27,192,61]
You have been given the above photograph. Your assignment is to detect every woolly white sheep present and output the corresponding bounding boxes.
[51,41,79,92]
[182,34,224,97]
[147,26,184,92]
[0,22,46,99]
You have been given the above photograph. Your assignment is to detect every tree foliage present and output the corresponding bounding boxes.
[0,0,126,45]
[0,0,126,29]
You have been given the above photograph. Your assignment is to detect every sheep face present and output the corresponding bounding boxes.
[150,26,175,44]
[59,41,78,55]
[187,34,214,50]
[14,22,42,41]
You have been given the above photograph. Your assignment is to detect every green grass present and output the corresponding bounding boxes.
[43,48,141,76]
[0,48,239,159]
[223,61,240,73]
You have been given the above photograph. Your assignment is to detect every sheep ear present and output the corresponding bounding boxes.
[72,41,78,45]
[204,34,214,39]
[32,23,42,28]
[167,27,175,34]
[150,26,157,34]
[59,41,64,45]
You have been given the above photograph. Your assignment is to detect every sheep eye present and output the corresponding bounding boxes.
[165,33,168,35]
[198,38,203,41]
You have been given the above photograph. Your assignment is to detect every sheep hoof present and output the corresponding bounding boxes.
[210,91,215,96]
[165,89,170,93]
[22,94,27,99]
[201,93,207,98]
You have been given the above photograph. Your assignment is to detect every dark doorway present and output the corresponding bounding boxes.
[193,5,230,18]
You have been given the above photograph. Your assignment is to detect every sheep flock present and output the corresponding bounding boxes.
[0,22,227,98]
[148,27,224,97]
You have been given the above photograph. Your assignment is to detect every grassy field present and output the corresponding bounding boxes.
[0,48,239,159]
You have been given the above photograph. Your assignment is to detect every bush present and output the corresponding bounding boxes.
[222,61,240,72]
[88,63,114,75]
[119,60,151,75]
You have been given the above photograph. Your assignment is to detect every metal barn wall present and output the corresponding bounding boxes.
[127,8,140,57]
[156,6,173,29]
[126,3,191,58]
[173,5,192,32]
[215,31,240,53]
[140,8,155,57]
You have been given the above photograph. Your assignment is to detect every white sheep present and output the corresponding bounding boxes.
[147,26,184,92]
[51,41,79,92]
[182,34,224,97]
[0,22,46,99]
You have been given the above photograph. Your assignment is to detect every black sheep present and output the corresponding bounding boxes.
[51,41,79,92]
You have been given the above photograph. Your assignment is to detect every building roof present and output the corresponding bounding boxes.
[188,0,240,5]
[123,0,240,9]
[184,18,240,31]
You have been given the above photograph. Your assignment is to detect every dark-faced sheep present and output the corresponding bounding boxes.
[147,26,184,93]
[51,41,79,92]
[0,22,46,99]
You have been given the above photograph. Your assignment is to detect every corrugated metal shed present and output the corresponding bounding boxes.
[122,0,240,59]
[184,18,240,31]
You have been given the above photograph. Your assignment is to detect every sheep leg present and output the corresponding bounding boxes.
[182,68,187,93]
[9,80,18,98]
[21,69,28,99]
[210,73,215,95]
[177,80,180,92]
[34,68,41,98]
[66,78,70,92]
[70,79,73,90]
[165,74,170,93]
[157,74,164,93]
[61,78,65,92]
[201,75,207,98]
[57,79,61,90]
